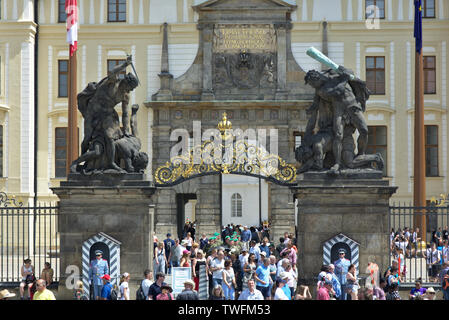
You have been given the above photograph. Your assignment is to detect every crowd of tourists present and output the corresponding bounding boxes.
[9,222,449,301]
[148,222,303,300]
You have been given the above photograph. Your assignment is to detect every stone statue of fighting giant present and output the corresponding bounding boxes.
[296,48,383,174]
[70,55,148,174]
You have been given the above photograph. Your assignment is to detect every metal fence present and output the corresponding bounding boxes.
[0,194,59,285]
[389,203,449,285]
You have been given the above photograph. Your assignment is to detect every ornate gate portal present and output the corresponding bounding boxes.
[146,0,313,240]
[154,113,297,188]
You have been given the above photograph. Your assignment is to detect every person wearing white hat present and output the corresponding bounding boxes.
[119,272,130,300]
[176,279,199,300]
[0,289,16,300]
[424,287,436,300]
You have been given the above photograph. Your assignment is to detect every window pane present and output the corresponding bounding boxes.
[59,61,68,72]
[377,0,385,9]
[366,57,375,69]
[424,56,435,68]
[375,71,385,82]
[375,57,384,69]
[375,127,387,145]
[426,126,438,145]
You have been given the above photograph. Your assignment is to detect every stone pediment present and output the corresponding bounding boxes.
[193,0,296,11]
[152,0,314,102]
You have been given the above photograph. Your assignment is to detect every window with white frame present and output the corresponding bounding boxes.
[231,193,242,218]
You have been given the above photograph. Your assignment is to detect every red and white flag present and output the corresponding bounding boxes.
[65,0,78,56]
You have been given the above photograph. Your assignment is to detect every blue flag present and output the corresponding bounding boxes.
[414,0,422,53]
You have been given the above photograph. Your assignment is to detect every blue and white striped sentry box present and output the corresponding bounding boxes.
[82,232,121,299]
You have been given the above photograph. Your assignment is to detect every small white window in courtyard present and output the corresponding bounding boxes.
[231,193,242,218]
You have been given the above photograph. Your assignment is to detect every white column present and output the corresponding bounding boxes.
[12,0,18,20]
[390,41,395,110]
[129,0,134,24]
[406,41,412,193]
[443,41,447,110]
[147,45,151,101]
[20,41,35,194]
[139,0,144,24]
[347,0,353,20]
[183,0,188,22]
[408,113,412,192]
[356,42,361,78]
[5,43,9,105]
[22,0,33,21]
[82,45,87,89]
[398,0,403,20]
[357,0,363,20]
[439,0,445,19]
[3,0,8,20]
[50,0,55,23]
[387,0,392,20]
[406,42,412,110]
[302,0,308,21]
[39,0,45,23]
[97,45,102,81]
[100,0,105,24]
[409,0,414,20]
[443,41,447,194]
[4,112,9,181]
[390,114,396,186]
[89,0,95,24]
[443,114,447,194]
[47,118,53,180]
[79,0,84,24]
[48,45,53,112]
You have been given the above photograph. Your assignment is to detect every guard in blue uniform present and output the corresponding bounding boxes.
[89,250,109,300]
[334,248,351,300]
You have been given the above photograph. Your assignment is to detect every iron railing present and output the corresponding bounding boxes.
[0,194,59,285]
[389,203,449,286]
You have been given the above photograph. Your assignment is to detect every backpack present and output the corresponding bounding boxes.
[136,284,146,301]
[110,285,118,300]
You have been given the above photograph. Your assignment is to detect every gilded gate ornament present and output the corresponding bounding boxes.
[154,113,296,187]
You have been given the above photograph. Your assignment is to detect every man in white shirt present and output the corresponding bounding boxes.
[141,269,153,299]
[276,258,289,278]
[249,240,261,263]
[238,279,264,300]
[210,250,225,287]
[239,248,249,268]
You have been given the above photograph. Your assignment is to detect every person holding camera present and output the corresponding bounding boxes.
[409,278,426,300]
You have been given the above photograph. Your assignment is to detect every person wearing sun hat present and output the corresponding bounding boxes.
[0,289,16,300]
[176,279,199,300]
[156,284,174,300]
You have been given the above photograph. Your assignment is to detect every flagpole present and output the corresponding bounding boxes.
[413,0,426,238]
[66,0,79,176]
[67,49,78,175]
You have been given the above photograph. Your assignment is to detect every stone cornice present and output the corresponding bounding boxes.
[144,100,312,109]
[0,21,37,38]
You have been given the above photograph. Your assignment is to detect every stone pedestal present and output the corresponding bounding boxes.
[52,173,156,299]
[291,171,397,284]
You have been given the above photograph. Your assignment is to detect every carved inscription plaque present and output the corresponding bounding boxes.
[212,24,277,91]
[213,24,276,53]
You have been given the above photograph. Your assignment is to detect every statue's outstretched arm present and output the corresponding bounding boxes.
[107,56,132,81]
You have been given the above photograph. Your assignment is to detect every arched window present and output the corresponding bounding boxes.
[231,193,242,218]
